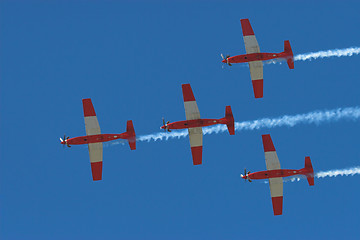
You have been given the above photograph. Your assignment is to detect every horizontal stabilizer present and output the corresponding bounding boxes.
[305,156,314,186]
[284,40,294,69]
[126,120,136,150]
[225,106,235,135]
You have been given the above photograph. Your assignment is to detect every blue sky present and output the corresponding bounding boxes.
[1,1,359,239]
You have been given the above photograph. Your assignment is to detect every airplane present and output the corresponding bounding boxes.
[241,134,314,216]
[160,84,235,165]
[60,98,136,181]
[221,18,294,98]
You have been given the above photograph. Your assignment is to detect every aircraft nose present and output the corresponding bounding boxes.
[222,59,226,63]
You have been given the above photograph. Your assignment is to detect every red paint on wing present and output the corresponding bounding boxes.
[191,146,202,165]
[272,196,283,216]
[182,84,196,102]
[252,79,263,98]
[82,98,96,117]
[262,134,276,152]
[91,162,102,181]
[240,19,255,36]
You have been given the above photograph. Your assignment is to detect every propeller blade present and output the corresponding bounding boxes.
[221,53,225,60]
[60,138,63,142]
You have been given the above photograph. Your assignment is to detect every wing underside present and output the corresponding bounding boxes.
[241,19,264,98]
[262,134,283,215]
[248,61,263,98]
[182,84,203,165]
[83,98,103,181]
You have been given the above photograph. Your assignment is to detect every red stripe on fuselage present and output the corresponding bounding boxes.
[82,98,96,117]
[262,134,275,152]
[272,196,283,216]
[91,162,102,181]
[182,84,196,102]
[191,146,202,165]
[240,19,255,36]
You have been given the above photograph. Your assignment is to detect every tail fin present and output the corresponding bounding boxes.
[304,156,314,186]
[126,120,136,150]
[284,40,294,69]
[225,106,235,135]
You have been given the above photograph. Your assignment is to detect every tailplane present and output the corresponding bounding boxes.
[225,106,235,135]
[126,120,136,150]
[304,156,314,186]
[284,40,294,69]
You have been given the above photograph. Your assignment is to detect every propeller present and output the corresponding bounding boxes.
[60,135,71,147]
[241,168,252,182]
[162,118,171,132]
[221,53,232,66]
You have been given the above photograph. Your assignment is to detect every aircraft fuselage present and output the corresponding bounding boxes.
[62,133,132,145]
[245,168,313,180]
[163,118,228,130]
[223,52,291,64]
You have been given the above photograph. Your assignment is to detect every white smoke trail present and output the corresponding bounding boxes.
[137,106,360,142]
[316,167,360,178]
[294,47,360,62]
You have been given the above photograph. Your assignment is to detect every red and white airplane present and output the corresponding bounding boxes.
[222,19,294,98]
[161,84,235,165]
[241,134,314,216]
[60,98,136,181]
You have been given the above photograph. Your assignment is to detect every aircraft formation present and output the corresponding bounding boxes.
[61,19,315,216]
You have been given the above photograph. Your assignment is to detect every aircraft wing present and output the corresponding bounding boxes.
[262,134,283,215]
[88,143,103,181]
[182,84,203,165]
[248,61,263,98]
[240,19,263,98]
[83,98,103,181]
[182,84,200,120]
[241,19,260,54]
